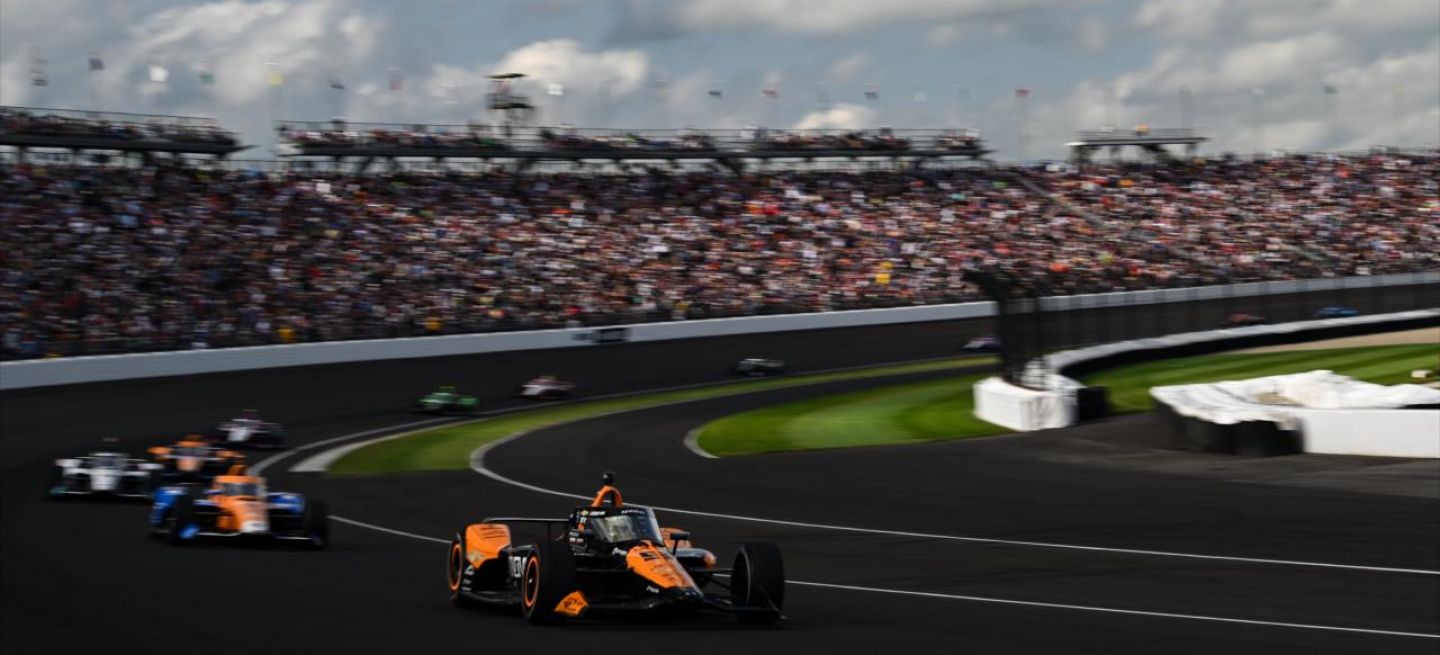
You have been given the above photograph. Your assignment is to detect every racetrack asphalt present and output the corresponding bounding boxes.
[3,287,1437,654]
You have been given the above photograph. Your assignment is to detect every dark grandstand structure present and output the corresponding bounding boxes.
[0,106,249,163]
[1066,126,1207,163]
[965,270,1052,389]
[276,119,992,173]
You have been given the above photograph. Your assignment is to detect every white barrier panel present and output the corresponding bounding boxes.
[973,377,1074,431]
[1296,409,1440,458]
[1046,308,1440,388]
[3,271,1434,391]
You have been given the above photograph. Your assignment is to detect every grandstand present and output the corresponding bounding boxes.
[276,119,992,173]
[0,106,249,163]
[0,105,1435,361]
[1066,126,1207,163]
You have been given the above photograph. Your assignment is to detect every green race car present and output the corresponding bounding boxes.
[414,386,480,414]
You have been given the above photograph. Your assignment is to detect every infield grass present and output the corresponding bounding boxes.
[1083,344,1439,414]
[694,372,1002,456]
[331,356,994,474]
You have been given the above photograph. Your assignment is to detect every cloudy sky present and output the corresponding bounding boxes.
[2,0,1436,159]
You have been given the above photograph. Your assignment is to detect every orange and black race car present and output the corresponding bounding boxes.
[147,437,246,483]
[446,473,784,625]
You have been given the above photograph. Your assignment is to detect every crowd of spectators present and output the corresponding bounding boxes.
[1033,153,1440,278]
[1,151,1435,359]
[0,107,238,146]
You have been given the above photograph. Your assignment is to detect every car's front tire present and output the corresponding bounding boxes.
[167,495,196,547]
[302,499,328,549]
[732,542,784,624]
[521,541,576,625]
[447,532,474,607]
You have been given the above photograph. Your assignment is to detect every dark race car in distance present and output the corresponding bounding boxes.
[1313,306,1360,319]
[1219,312,1268,328]
[960,336,1002,354]
[147,438,247,484]
[447,473,783,625]
[414,385,480,414]
[732,358,786,377]
[214,409,287,449]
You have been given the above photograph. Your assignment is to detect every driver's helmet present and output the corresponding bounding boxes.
[240,409,259,420]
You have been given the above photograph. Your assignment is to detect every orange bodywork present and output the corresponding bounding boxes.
[590,485,623,508]
[554,590,589,617]
[625,542,698,591]
[208,475,268,532]
[464,523,512,567]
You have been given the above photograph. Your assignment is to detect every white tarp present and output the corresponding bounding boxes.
[1212,370,1440,409]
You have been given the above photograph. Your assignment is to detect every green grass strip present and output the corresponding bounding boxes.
[331,356,995,475]
[695,372,1003,456]
[1083,344,1439,414]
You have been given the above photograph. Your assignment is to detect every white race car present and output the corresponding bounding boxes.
[513,375,577,401]
[215,410,287,449]
[47,449,161,500]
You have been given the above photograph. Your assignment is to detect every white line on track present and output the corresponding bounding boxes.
[330,515,449,544]
[326,512,1440,639]
[471,447,1440,577]
[682,426,717,459]
[251,417,457,475]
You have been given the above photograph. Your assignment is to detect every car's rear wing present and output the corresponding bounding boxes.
[481,517,569,540]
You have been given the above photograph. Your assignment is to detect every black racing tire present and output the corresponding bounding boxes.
[167,494,196,547]
[447,532,474,607]
[44,468,66,500]
[302,499,329,550]
[732,542,784,624]
[520,541,576,625]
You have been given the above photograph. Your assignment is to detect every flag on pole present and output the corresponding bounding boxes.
[88,52,104,71]
[864,85,878,101]
[762,87,778,98]
[268,67,284,87]
[148,63,169,83]
[547,82,564,96]
[708,89,723,98]
[1323,84,1338,95]
[198,61,215,86]
[1014,88,1030,98]
[29,48,47,86]
[387,67,403,91]
[328,68,345,90]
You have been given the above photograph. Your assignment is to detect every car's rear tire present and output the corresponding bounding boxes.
[521,541,576,625]
[302,499,328,549]
[447,532,474,607]
[732,542,784,624]
[167,494,195,547]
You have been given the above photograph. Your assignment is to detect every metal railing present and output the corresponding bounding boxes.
[274,121,990,157]
[0,105,241,146]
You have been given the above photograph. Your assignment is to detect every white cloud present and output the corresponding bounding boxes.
[826,53,869,81]
[792,102,876,130]
[1077,15,1107,53]
[631,0,1050,36]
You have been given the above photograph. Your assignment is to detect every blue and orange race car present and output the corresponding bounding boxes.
[149,469,328,549]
